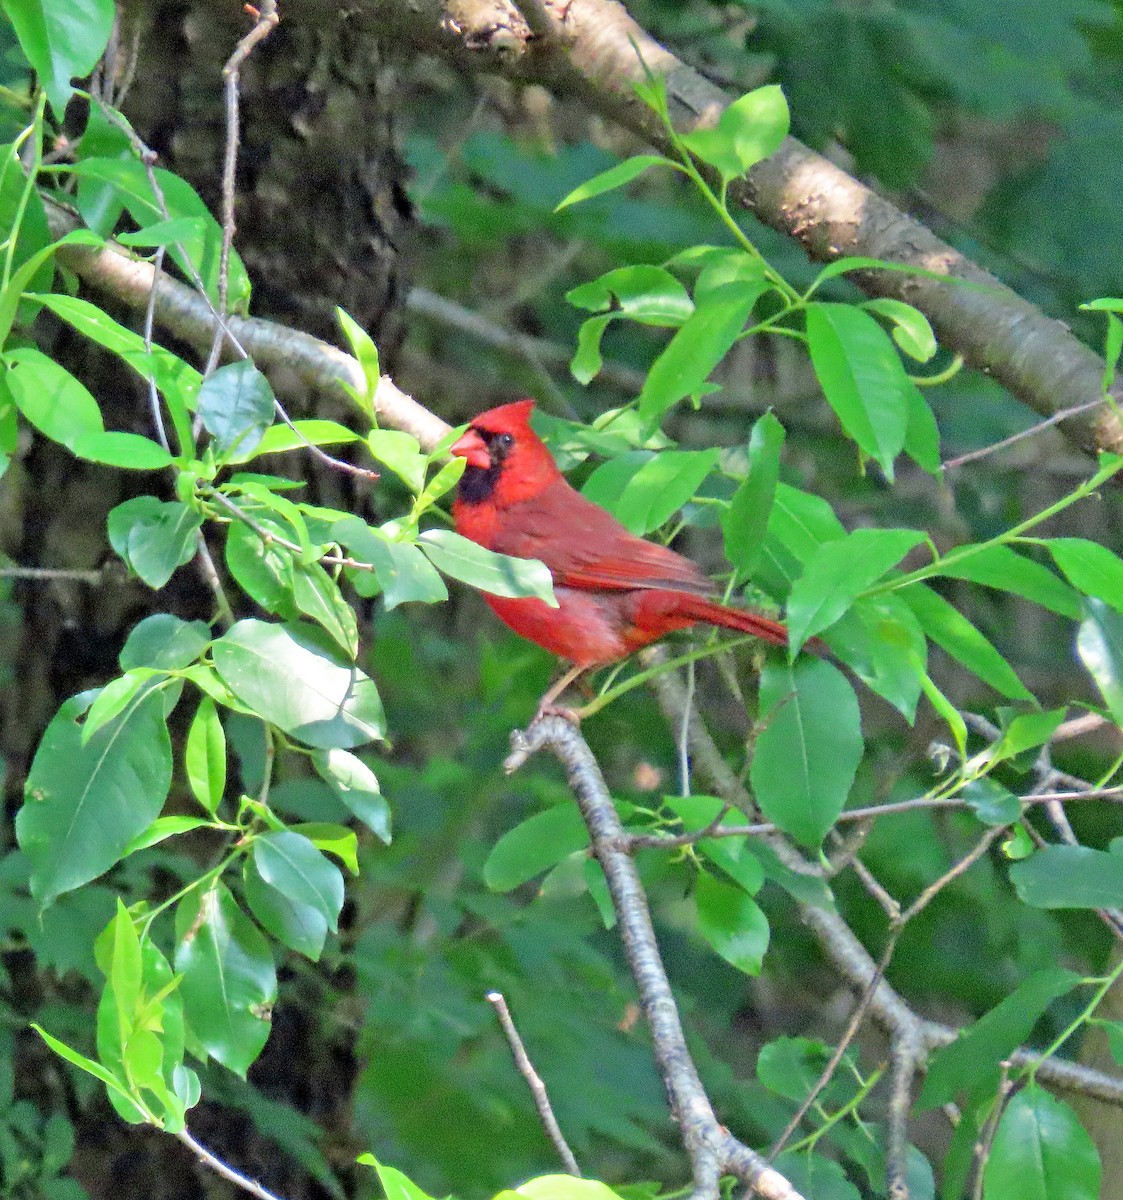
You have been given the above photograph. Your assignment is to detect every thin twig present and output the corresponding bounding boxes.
[0,565,109,584]
[486,991,582,1176]
[941,396,1108,471]
[176,1128,287,1200]
[208,0,280,372]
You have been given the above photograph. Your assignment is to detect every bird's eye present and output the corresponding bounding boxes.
[497,432,514,449]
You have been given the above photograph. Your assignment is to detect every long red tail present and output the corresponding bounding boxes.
[631,589,790,647]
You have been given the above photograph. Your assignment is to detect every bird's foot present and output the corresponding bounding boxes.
[536,702,584,725]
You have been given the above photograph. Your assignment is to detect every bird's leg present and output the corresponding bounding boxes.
[535,663,588,723]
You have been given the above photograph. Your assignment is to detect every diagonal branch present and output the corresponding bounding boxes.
[355,0,1122,457]
[504,716,804,1200]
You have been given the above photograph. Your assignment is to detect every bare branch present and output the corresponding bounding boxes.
[486,991,582,1176]
[176,1128,288,1200]
[505,717,804,1200]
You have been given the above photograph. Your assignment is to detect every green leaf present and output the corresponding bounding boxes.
[292,562,359,657]
[29,293,201,416]
[185,697,226,815]
[5,348,103,448]
[236,419,359,460]
[243,855,327,962]
[0,0,114,116]
[225,519,297,617]
[516,1178,622,1200]
[749,656,862,847]
[123,814,211,856]
[805,303,915,479]
[254,831,343,932]
[862,298,938,361]
[786,528,926,652]
[198,361,275,460]
[935,545,1081,618]
[356,1155,439,1200]
[419,528,556,605]
[638,281,766,422]
[694,872,769,974]
[990,708,1067,762]
[983,1085,1100,1200]
[722,412,785,582]
[120,614,211,672]
[1048,538,1123,613]
[961,779,1021,826]
[336,307,380,414]
[368,429,426,493]
[334,518,448,608]
[903,585,1032,700]
[1010,845,1123,909]
[81,670,158,744]
[69,158,251,308]
[570,314,614,384]
[106,499,201,589]
[31,1025,135,1108]
[1077,599,1123,726]
[771,1152,861,1200]
[71,430,172,470]
[663,795,764,895]
[757,1037,833,1102]
[312,749,391,843]
[483,806,590,892]
[211,619,385,750]
[680,85,790,180]
[918,969,1082,1109]
[592,448,719,535]
[174,884,276,1077]
[554,154,670,210]
[116,216,208,247]
[904,383,942,474]
[824,594,927,722]
[16,686,172,907]
[566,265,694,326]
[293,822,360,875]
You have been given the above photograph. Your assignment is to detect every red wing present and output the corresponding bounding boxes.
[491,477,717,596]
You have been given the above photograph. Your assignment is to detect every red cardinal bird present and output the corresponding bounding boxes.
[450,399,793,717]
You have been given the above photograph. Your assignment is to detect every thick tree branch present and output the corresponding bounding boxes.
[352,0,1122,457]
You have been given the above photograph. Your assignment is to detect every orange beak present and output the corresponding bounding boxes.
[450,427,491,469]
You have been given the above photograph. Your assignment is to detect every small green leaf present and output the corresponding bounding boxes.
[123,814,211,856]
[186,697,226,815]
[483,806,590,892]
[5,348,103,448]
[198,361,275,459]
[224,521,296,616]
[116,216,208,247]
[749,656,862,847]
[586,448,718,535]
[806,303,914,479]
[120,614,211,672]
[1078,599,1123,726]
[824,594,927,722]
[71,430,173,470]
[983,1086,1100,1200]
[1048,539,1123,613]
[566,265,694,326]
[638,281,765,422]
[312,748,391,843]
[356,1155,440,1200]
[919,969,1082,1109]
[292,562,359,657]
[211,619,385,750]
[862,298,937,362]
[234,419,360,460]
[694,872,769,974]
[961,779,1021,826]
[253,832,343,935]
[1,0,114,116]
[336,307,380,413]
[17,686,172,907]
[419,528,556,605]
[786,528,926,652]
[111,500,201,589]
[1010,845,1123,909]
[903,585,1032,701]
[333,517,448,607]
[243,855,327,961]
[722,412,785,582]
[368,429,426,493]
[935,544,1081,618]
[174,884,276,1077]
[680,85,789,180]
[554,154,670,210]
[990,708,1067,762]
